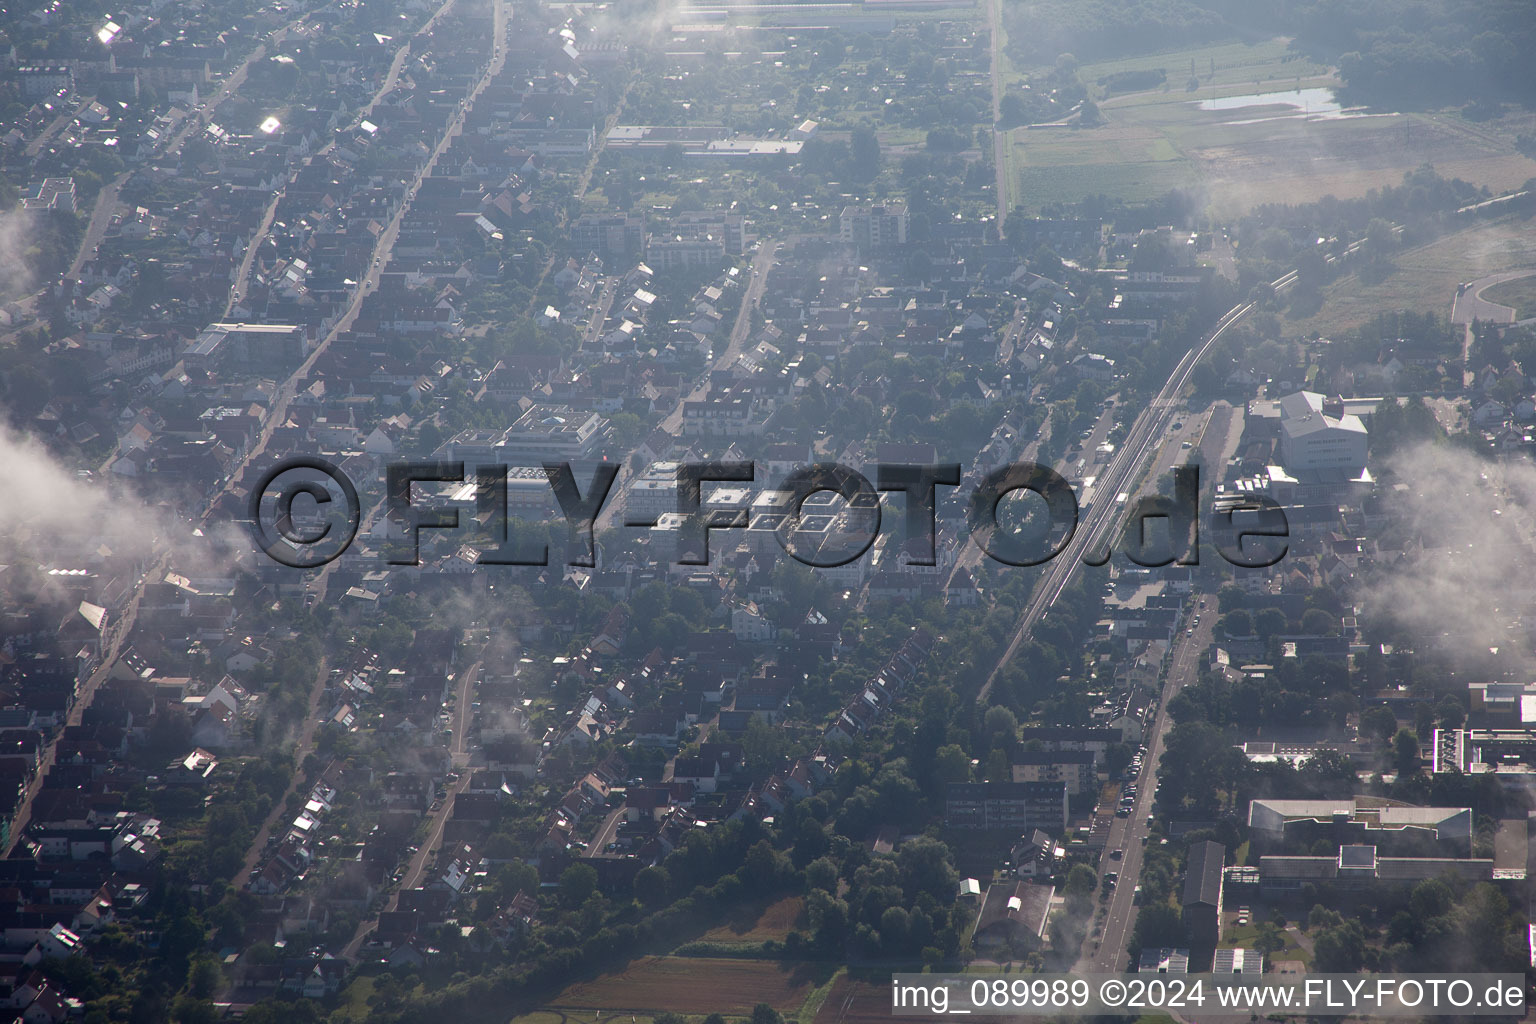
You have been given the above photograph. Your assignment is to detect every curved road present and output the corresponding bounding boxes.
[1452,270,1530,326]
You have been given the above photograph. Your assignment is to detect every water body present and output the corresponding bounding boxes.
[1195,87,1387,124]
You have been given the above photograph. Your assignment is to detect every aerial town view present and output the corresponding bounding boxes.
[4,0,1536,1020]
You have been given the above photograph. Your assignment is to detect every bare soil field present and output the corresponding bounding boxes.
[702,895,806,944]
[813,976,893,1024]
[549,957,816,1016]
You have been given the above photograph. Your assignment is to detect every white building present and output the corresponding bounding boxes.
[496,405,609,466]
[1277,391,1368,474]
[839,202,908,250]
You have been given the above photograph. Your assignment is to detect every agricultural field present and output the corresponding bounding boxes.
[1480,274,1536,320]
[1001,37,1536,214]
[548,957,818,1017]
[701,895,806,944]
[812,976,894,1024]
[1287,214,1536,336]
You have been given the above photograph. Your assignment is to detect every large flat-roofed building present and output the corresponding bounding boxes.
[183,322,311,372]
[605,125,804,161]
[1467,682,1536,723]
[1212,948,1264,974]
[839,202,908,250]
[1015,726,1124,764]
[569,213,644,260]
[1138,948,1189,974]
[18,65,74,99]
[625,461,686,522]
[1011,750,1096,796]
[1182,841,1225,955]
[645,231,725,271]
[1248,798,1472,855]
[946,781,1068,833]
[1277,391,1368,474]
[496,405,609,466]
[1259,844,1494,900]
[1433,727,1536,783]
[21,178,76,213]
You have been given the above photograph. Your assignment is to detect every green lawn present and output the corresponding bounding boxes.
[1288,214,1536,335]
[1480,273,1536,319]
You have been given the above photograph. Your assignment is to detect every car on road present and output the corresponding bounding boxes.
[1110,849,1122,860]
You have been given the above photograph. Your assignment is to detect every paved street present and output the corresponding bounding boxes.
[1082,612,1214,972]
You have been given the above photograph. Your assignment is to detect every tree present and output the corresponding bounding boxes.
[984,705,1018,738]
[743,839,788,886]
[752,1004,784,1024]
[934,744,971,784]
[1300,608,1338,635]
[559,863,598,907]
[1361,705,1398,743]
[805,856,839,893]
[186,956,222,1000]
[1030,244,1064,280]
[1436,696,1466,729]
[1254,920,1286,957]
[1129,903,1186,956]
[999,91,1028,127]
[1254,607,1287,640]
[1366,217,1397,261]
[1410,878,1453,919]
[849,126,882,182]
[171,997,218,1024]
[1220,609,1252,638]
[1065,864,1097,898]
[742,716,790,778]
[898,836,958,900]
[1313,919,1366,971]
[1393,728,1421,776]
[634,865,670,908]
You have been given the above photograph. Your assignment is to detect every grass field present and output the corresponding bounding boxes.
[1222,921,1312,967]
[1286,214,1536,335]
[1000,37,1536,214]
[701,896,806,944]
[1480,274,1536,319]
[549,957,818,1017]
